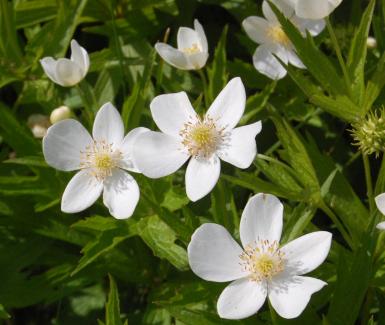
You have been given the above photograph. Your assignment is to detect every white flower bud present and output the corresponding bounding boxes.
[50,106,71,124]
[367,36,377,49]
[27,114,51,138]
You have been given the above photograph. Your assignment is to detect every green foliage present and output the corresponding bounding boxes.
[1,0,385,324]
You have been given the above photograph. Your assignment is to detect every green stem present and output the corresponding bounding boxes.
[76,80,98,126]
[268,300,279,325]
[198,69,209,108]
[363,153,374,213]
[326,18,352,96]
[319,200,354,249]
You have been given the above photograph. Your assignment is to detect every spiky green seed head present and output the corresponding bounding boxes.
[351,110,385,157]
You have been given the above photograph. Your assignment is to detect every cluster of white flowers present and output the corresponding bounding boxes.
[40,0,384,320]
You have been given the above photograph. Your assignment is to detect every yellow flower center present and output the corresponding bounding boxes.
[240,240,285,282]
[267,25,290,47]
[182,43,201,54]
[80,140,122,181]
[180,117,225,159]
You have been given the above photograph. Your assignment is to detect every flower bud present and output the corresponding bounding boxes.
[367,36,377,49]
[27,114,51,138]
[351,109,385,157]
[50,106,71,124]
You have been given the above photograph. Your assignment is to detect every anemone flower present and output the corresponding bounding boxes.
[155,19,208,70]
[43,102,147,219]
[40,39,89,87]
[375,194,385,230]
[188,193,332,319]
[283,0,342,20]
[132,77,262,201]
[243,1,325,80]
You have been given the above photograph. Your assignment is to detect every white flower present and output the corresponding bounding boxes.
[242,1,325,80]
[283,0,342,20]
[132,77,262,201]
[188,193,332,319]
[155,19,208,70]
[367,36,377,50]
[40,40,90,87]
[43,102,148,219]
[375,194,385,230]
[50,106,72,124]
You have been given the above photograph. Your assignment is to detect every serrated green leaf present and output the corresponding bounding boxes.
[105,274,123,325]
[135,215,188,271]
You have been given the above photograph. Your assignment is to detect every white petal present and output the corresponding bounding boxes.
[177,27,200,51]
[155,42,192,70]
[286,50,305,69]
[218,121,262,169]
[240,193,283,247]
[253,45,287,80]
[375,193,385,215]
[92,102,124,147]
[217,278,267,320]
[187,223,245,282]
[186,51,208,69]
[132,131,189,178]
[194,19,208,52]
[61,170,103,213]
[377,222,385,230]
[150,92,198,137]
[296,17,326,36]
[55,58,84,86]
[281,231,332,275]
[268,275,326,319]
[185,156,221,201]
[43,119,93,171]
[40,57,60,84]
[242,16,270,44]
[206,77,246,130]
[103,169,139,219]
[294,0,342,20]
[70,39,90,76]
[263,0,294,22]
[118,127,150,172]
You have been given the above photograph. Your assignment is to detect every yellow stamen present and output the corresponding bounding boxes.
[182,43,201,54]
[240,240,285,282]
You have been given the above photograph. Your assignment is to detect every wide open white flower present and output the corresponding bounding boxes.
[40,40,90,87]
[242,1,325,80]
[132,77,262,202]
[375,194,385,230]
[43,102,148,219]
[188,193,332,319]
[283,0,342,20]
[155,19,208,70]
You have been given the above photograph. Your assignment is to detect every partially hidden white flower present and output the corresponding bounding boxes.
[43,102,148,219]
[188,193,332,319]
[27,114,51,138]
[242,1,325,80]
[40,40,90,87]
[155,19,208,70]
[132,77,262,202]
[375,194,385,230]
[283,0,342,20]
[367,36,377,50]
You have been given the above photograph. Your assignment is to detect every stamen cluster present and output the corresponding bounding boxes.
[180,116,225,158]
[80,140,122,181]
[182,43,201,54]
[240,239,285,282]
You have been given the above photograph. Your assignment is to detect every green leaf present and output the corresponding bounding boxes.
[207,25,228,102]
[0,103,39,155]
[135,215,188,271]
[105,274,123,325]
[15,0,57,29]
[346,0,375,106]
[0,304,10,319]
[363,52,385,113]
[327,234,375,324]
